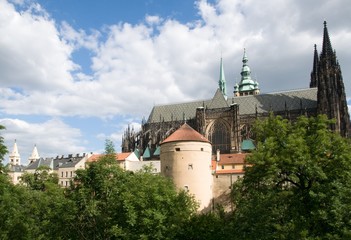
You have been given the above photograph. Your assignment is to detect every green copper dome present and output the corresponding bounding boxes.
[234,49,260,96]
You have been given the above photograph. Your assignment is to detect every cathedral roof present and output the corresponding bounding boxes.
[161,123,210,144]
[147,88,317,123]
[208,88,229,109]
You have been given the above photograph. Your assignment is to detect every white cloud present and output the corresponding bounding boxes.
[0,0,350,123]
[0,0,76,92]
[0,0,350,164]
[0,118,85,164]
[145,15,162,25]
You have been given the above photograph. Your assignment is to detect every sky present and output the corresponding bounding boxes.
[1,0,351,164]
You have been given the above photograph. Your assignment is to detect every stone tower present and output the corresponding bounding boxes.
[312,21,351,137]
[160,123,213,211]
[9,140,21,166]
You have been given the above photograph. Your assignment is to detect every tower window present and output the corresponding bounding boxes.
[188,164,193,170]
[175,148,180,151]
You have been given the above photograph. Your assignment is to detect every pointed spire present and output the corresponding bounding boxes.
[28,144,40,163]
[218,57,227,98]
[9,139,21,165]
[11,139,20,157]
[310,44,319,88]
[321,21,333,57]
[242,48,248,65]
[234,49,260,96]
[316,21,351,137]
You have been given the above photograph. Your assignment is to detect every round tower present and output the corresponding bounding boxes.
[160,123,213,211]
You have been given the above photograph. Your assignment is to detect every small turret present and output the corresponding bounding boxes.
[28,145,40,164]
[9,140,21,166]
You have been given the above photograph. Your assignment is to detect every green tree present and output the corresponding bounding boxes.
[0,125,8,176]
[67,140,197,239]
[21,165,59,191]
[231,114,351,239]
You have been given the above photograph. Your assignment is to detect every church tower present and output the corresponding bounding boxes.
[314,21,350,137]
[28,145,40,164]
[9,140,21,166]
[234,49,260,96]
[218,57,227,99]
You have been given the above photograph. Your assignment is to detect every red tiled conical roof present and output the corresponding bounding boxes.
[161,123,210,144]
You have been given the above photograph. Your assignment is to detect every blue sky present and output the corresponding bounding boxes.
[1,0,351,164]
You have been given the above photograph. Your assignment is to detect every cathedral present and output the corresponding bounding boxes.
[122,21,350,158]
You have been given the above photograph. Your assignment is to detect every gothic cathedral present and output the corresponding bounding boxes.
[122,22,350,158]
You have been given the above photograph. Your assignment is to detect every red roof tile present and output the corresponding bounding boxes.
[161,123,210,144]
[215,169,245,174]
[86,153,132,162]
[212,153,248,164]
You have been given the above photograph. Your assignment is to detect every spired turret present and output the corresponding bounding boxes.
[234,49,260,96]
[9,140,21,166]
[160,123,213,211]
[28,145,40,164]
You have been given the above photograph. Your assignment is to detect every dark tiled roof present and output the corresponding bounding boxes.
[147,88,317,123]
[26,158,53,170]
[208,88,229,109]
[161,123,210,144]
[8,164,26,172]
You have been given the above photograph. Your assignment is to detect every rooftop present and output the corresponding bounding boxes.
[161,123,210,144]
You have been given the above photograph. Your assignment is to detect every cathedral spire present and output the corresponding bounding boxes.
[321,21,333,57]
[218,57,227,98]
[310,44,319,88]
[316,21,351,137]
[9,139,21,166]
[234,49,260,97]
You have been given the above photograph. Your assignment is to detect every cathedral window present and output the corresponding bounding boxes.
[208,120,231,154]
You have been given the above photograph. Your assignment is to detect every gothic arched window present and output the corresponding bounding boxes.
[208,120,230,154]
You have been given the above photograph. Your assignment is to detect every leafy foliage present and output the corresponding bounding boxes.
[63,140,197,239]
[231,114,351,239]
[21,165,58,191]
[0,125,8,176]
